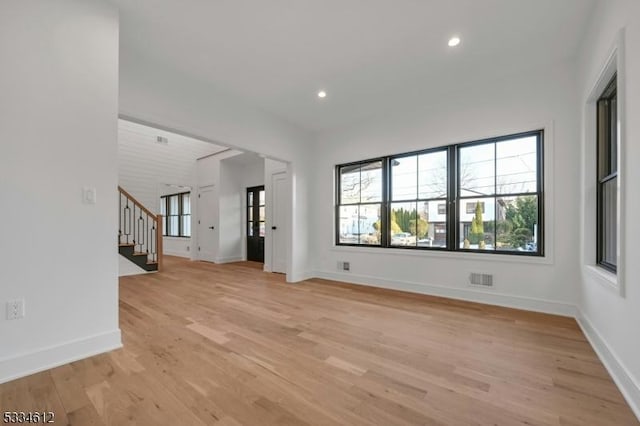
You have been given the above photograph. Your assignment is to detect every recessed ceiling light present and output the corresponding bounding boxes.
[448,36,461,47]
[317,90,327,98]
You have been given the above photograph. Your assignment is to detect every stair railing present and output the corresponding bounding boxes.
[118,186,163,271]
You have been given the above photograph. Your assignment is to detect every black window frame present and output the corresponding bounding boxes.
[160,191,191,238]
[335,158,387,246]
[596,75,618,273]
[335,130,544,257]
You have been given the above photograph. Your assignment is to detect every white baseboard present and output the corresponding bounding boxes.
[0,329,122,384]
[311,270,577,317]
[163,250,191,258]
[288,270,314,283]
[576,311,640,420]
[214,256,244,264]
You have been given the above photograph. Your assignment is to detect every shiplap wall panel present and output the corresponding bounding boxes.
[118,119,225,214]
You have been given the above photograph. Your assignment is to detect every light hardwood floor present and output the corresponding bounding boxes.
[1,256,638,425]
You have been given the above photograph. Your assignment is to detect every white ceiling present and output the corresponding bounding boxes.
[116,0,595,132]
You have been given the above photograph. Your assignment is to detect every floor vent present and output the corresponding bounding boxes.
[469,272,493,287]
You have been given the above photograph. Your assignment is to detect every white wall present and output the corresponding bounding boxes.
[577,0,640,417]
[118,119,225,260]
[0,0,120,382]
[120,51,314,282]
[218,154,265,262]
[118,255,146,277]
[195,150,242,262]
[311,60,581,316]
[218,159,243,262]
[196,152,265,263]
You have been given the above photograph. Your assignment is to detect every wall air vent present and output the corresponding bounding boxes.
[469,272,493,287]
[156,136,169,144]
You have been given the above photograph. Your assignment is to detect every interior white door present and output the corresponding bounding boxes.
[271,172,287,273]
[197,185,217,262]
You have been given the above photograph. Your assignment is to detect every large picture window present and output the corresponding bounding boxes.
[335,130,544,256]
[597,75,617,272]
[160,192,191,237]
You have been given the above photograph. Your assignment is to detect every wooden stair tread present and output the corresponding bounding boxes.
[119,243,134,247]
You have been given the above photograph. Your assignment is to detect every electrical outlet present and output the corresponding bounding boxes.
[6,299,25,320]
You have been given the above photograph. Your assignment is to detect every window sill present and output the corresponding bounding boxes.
[331,245,553,265]
[584,264,621,294]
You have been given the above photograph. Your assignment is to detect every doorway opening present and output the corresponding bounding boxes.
[247,185,265,262]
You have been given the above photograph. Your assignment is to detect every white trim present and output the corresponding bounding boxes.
[577,310,640,420]
[288,271,314,283]
[332,122,556,266]
[0,329,122,384]
[584,265,619,293]
[311,270,576,317]
[330,245,553,265]
[214,256,244,264]
[581,28,626,297]
[162,251,191,258]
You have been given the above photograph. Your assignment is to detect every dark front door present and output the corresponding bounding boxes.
[247,186,265,262]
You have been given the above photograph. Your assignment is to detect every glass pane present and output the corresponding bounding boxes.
[259,222,265,237]
[160,198,166,216]
[361,161,383,203]
[496,195,538,252]
[338,205,359,244]
[496,136,537,194]
[459,197,495,250]
[602,178,617,266]
[169,195,179,215]
[248,192,253,207]
[340,161,383,204]
[248,208,253,221]
[429,222,448,248]
[392,156,417,201]
[259,190,265,206]
[358,204,381,244]
[610,95,617,173]
[460,143,495,197]
[390,202,419,247]
[182,193,191,214]
[248,222,254,236]
[182,215,191,237]
[419,150,448,199]
[259,206,265,221]
[338,204,381,245]
[340,165,360,204]
[169,216,179,237]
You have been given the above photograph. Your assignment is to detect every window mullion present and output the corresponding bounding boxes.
[448,145,457,251]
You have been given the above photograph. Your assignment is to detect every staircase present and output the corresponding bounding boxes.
[118,186,163,272]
